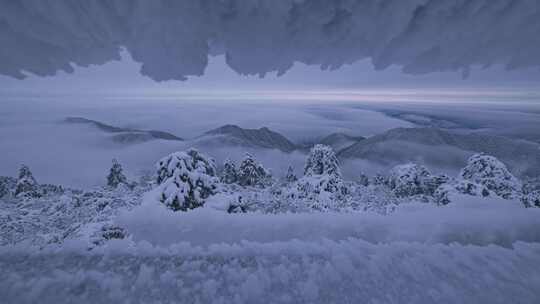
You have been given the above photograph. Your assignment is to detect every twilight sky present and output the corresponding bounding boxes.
[1,50,540,95]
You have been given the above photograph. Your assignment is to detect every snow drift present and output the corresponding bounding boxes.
[1,240,539,304]
[110,188,540,248]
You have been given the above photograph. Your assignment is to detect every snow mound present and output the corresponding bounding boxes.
[115,190,540,248]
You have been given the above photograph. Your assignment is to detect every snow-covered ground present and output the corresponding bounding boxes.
[2,239,539,304]
[2,146,540,303]
[117,191,540,248]
[2,190,540,303]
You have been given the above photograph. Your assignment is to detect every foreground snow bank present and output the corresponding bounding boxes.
[2,189,540,303]
[1,240,539,304]
[114,190,540,247]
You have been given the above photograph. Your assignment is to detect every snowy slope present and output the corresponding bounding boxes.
[2,187,540,303]
[338,127,540,177]
[2,159,540,303]
[2,194,540,304]
[114,190,540,247]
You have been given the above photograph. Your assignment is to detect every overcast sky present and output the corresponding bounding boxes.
[1,50,540,95]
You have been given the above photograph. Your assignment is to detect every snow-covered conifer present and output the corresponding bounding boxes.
[237,153,271,187]
[425,174,450,195]
[434,179,490,205]
[521,178,540,208]
[156,149,219,211]
[15,165,39,197]
[285,166,297,183]
[388,163,433,197]
[357,173,369,187]
[372,174,388,186]
[220,158,238,184]
[460,153,521,199]
[292,145,347,211]
[521,191,540,208]
[304,144,341,178]
[0,176,16,198]
[107,159,127,188]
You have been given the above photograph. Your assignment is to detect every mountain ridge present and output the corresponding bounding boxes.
[200,124,298,152]
[63,117,183,143]
[338,127,540,177]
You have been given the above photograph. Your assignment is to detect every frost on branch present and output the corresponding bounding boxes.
[156,149,218,211]
[460,153,522,199]
[237,153,271,188]
[15,165,39,198]
[107,159,127,188]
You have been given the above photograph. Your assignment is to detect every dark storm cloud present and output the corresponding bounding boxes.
[1,0,539,81]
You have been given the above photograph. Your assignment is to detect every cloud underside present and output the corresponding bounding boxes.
[1,0,539,81]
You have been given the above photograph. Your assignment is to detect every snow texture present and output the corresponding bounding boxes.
[1,240,539,304]
[1,0,540,81]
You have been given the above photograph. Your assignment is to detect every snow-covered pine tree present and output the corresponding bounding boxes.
[15,165,39,197]
[293,145,347,211]
[304,144,341,178]
[388,163,433,198]
[107,159,127,188]
[285,166,297,183]
[522,178,540,208]
[434,179,491,205]
[156,148,219,211]
[220,158,238,184]
[0,176,16,198]
[425,174,450,195]
[460,153,522,199]
[237,153,271,187]
[357,173,369,187]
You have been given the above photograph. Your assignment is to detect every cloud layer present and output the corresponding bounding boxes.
[1,0,539,81]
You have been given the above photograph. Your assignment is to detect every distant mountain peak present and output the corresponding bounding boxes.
[202,125,297,152]
[298,132,365,152]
